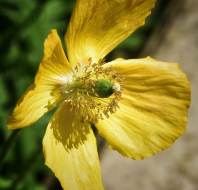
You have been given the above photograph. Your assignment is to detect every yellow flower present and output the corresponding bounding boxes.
[8,0,191,190]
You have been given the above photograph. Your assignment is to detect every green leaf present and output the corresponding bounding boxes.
[0,177,12,188]
[0,77,8,106]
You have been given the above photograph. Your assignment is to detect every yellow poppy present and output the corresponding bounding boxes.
[8,0,191,189]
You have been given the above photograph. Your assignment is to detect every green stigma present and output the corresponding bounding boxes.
[94,79,114,98]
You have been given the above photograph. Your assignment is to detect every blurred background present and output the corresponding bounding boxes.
[0,0,197,189]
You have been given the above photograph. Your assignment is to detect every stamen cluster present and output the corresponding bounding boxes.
[61,59,122,123]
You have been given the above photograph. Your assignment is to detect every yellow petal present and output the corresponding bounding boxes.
[43,103,104,190]
[8,30,71,129]
[96,57,191,160]
[65,0,156,65]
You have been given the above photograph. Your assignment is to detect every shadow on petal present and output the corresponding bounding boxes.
[50,103,90,152]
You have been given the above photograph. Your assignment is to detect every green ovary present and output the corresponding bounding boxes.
[94,79,114,98]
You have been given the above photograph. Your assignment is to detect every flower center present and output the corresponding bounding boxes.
[61,59,122,123]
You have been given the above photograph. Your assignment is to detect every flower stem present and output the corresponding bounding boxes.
[0,130,20,165]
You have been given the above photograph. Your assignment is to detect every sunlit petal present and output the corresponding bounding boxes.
[8,30,71,129]
[43,103,104,190]
[65,0,156,65]
[96,57,191,159]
